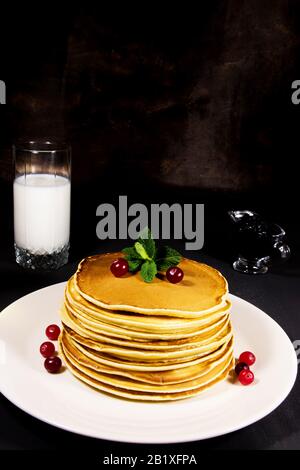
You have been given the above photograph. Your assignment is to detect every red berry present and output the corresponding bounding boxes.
[44,356,62,373]
[40,341,55,358]
[45,324,61,341]
[235,362,249,376]
[238,369,254,386]
[166,267,184,284]
[110,258,129,277]
[239,351,256,366]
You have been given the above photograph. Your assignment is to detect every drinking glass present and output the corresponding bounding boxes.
[13,141,71,270]
[228,210,290,274]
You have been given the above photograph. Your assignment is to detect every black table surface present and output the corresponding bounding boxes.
[0,240,299,452]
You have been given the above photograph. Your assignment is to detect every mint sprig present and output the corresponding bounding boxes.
[138,227,156,259]
[122,228,181,282]
[134,242,151,260]
[127,259,143,273]
[141,260,157,283]
[156,246,181,271]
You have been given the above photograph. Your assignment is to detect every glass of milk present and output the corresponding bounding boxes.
[13,141,71,270]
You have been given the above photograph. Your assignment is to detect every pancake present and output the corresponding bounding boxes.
[60,336,233,393]
[60,344,234,401]
[60,330,234,385]
[66,297,230,341]
[62,331,233,371]
[59,251,234,401]
[75,253,228,317]
[61,304,231,350]
[67,276,231,334]
[60,307,232,360]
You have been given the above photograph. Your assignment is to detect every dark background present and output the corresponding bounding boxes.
[0,0,300,451]
[1,0,300,191]
[1,1,300,264]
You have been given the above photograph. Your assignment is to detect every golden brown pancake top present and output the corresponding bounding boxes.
[75,252,228,315]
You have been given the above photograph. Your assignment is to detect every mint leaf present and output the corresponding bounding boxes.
[122,247,142,260]
[128,259,143,273]
[120,229,182,282]
[140,260,157,283]
[138,228,156,259]
[134,241,151,260]
[156,246,181,271]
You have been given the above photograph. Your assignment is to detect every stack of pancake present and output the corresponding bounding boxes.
[59,253,234,401]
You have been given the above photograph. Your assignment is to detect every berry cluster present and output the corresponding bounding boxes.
[110,258,184,284]
[235,351,256,385]
[39,324,62,373]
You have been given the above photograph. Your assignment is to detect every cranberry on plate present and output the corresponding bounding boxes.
[40,341,55,358]
[45,324,61,341]
[238,369,254,386]
[44,356,62,373]
[239,351,256,366]
[234,362,249,376]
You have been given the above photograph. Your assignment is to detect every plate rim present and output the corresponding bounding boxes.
[0,282,297,444]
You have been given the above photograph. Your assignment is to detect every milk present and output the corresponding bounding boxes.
[14,174,71,255]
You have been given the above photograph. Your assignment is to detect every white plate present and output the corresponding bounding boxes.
[0,283,297,443]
